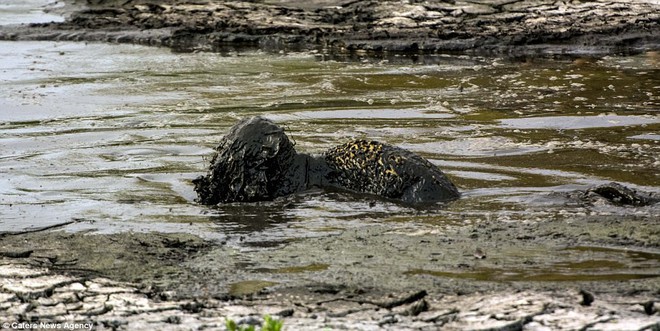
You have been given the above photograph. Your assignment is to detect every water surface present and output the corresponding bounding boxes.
[0,35,659,284]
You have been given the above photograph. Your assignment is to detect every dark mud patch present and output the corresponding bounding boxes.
[1,211,657,304]
[0,231,210,287]
[187,215,659,298]
[1,0,658,56]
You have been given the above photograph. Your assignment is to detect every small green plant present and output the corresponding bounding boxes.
[262,315,283,331]
[226,315,283,331]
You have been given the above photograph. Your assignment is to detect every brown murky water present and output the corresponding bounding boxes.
[0,39,658,286]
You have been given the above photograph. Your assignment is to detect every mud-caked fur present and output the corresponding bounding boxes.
[193,117,305,204]
[324,140,460,204]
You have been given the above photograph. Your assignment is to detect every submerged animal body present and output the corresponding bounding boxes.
[194,116,460,205]
[325,140,459,204]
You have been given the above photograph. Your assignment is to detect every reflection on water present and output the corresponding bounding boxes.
[0,42,658,254]
[500,115,659,130]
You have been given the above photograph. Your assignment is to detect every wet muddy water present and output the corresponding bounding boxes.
[0,34,658,284]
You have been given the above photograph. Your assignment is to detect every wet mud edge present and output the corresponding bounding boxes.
[0,0,658,56]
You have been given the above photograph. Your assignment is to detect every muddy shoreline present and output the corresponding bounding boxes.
[1,205,659,329]
[1,0,659,56]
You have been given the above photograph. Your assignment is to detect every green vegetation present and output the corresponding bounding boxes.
[226,315,284,331]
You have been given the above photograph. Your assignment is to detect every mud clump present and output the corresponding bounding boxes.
[193,116,459,205]
[562,182,660,207]
[585,182,659,207]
